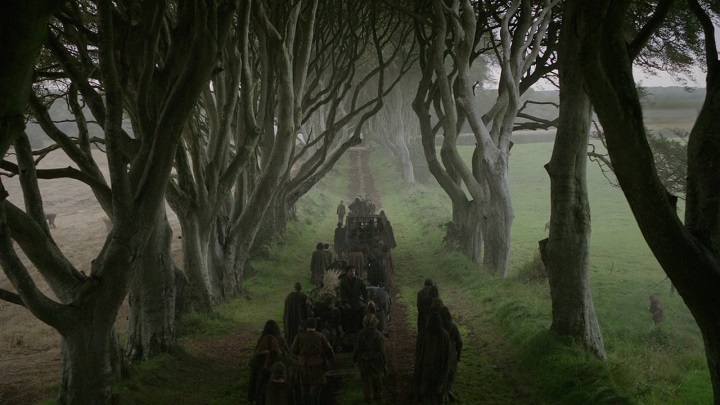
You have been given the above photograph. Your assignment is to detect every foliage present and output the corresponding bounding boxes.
[516,250,548,283]
[629,1,706,87]
[589,129,688,199]
[647,129,688,198]
[438,220,465,252]
[248,216,275,261]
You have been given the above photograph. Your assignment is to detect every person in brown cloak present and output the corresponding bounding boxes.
[248,320,292,404]
[283,282,308,349]
[310,242,325,286]
[291,318,334,405]
[353,314,387,403]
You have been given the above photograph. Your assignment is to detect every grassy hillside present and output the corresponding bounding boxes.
[110,139,710,404]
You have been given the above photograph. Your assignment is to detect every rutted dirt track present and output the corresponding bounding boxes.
[347,146,417,403]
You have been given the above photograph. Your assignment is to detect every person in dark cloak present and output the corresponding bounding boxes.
[283,282,308,348]
[333,222,346,259]
[310,242,326,286]
[336,200,346,224]
[347,245,366,279]
[367,281,391,333]
[353,314,387,403]
[339,265,368,333]
[315,294,343,349]
[414,312,453,404]
[383,220,397,249]
[349,197,362,217]
[440,306,463,403]
[366,255,386,288]
[416,279,438,332]
[248,320,292,404]
[264,361,294,405]
[321,243,333,271]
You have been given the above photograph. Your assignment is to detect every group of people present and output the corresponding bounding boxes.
[249,268,391,405]
[309,242,334,286]
[248,316,336,405]
[337,195,377,222]
[258,203,397,405]
[332,225,395,286]
[414,279,463,404]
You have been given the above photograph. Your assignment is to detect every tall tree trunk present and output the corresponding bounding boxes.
[541,0,605,358]
[125,208,177,361]
[398,140,415,183]
[177,212,214,312]
[481,162,513,276]
[0,2,64,156]
[452,201,482,263]
[58,316,123,404]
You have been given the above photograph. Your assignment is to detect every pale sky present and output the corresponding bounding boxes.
[633,65,707,88]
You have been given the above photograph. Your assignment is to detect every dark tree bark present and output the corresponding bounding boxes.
[541,0,605,359]
[0,1,65,156]
[0,2,237,403]
[125,207,177,361]
[577,0,720,398]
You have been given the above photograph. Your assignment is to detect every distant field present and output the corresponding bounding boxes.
[509,86,704,138]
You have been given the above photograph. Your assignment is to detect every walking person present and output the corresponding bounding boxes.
[367,281,391,333]
[337,200,346,224]
[310,242,325,286]
[440,306,463,402]
[414,312,453,404]
[334,222,346,259]
[291,318,335,405]
[248,320,291,405]
[283,282,308,349]
[353,314,387,403]
[340,265,368,333]
[416,279,438,332]
[264,362,294,404]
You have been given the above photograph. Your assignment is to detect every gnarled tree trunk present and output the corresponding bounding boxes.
[125,208,177,361]
[59,324,123,404]
[577,0,720,385]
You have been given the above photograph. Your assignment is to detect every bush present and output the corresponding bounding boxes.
[516,251,547,283]
[439,221,464,252]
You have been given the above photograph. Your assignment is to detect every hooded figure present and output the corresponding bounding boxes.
[353,314,386,402]
[248,320,292,404]
[283,282,308,347]
[337,200,346,224]
[310,242,326,286]
[414,312,453,404]
[264,362,293,404]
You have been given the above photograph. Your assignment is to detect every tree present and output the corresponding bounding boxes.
[0,1,236,402]
[270,0,415,235]
[577,0,720,399]
[540,0,605,360]
[0,1,65,157]
[412,0,559,275]
[366,68,421,183]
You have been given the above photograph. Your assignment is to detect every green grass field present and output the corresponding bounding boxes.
[112,138,711,404]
